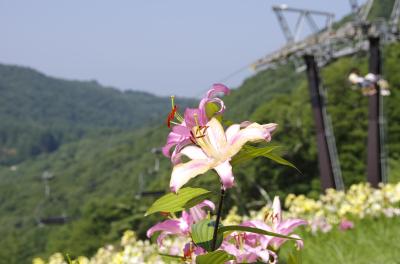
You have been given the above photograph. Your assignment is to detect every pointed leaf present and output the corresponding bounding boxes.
[196,250,235,264]
[232,145,299,172]
[262,152,299,172]
[191,219,223,252]
[218,225,301,240]
[145,187,213,216]
[231,145,280,165]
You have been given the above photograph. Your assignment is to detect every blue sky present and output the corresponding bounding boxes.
[0,1,361,97]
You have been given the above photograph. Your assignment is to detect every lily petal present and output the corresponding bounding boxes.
[179,146,209,160]
[272,196,282,224]
[146,219,184,245]
[277,219,308,235]
[172,145,209,164]
[206,83,230,98]
[163,124,192,158]
[225,124,240,143]
[170,138,193,164]
[162,131,183,157]
[227,123,278,157]
[203,118,227,153]
[214,160,234,189]
[184,108,207,128]
[170,159,211,193]
[241,220,272,248]
[189,199,215,223]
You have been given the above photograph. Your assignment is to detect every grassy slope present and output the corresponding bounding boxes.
[281,216,400,263]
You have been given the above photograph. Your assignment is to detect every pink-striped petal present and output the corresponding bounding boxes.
[225,124,240,143]
[170,159,212,193]
[277,219,308,235]
[214,160,234,189]
[146,219,184,246]
[206,83,230,98]
[189,199,215,223]
[227,122,278,158]
[272,196,282,224]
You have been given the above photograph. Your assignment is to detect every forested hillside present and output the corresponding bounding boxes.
[0,64,195,165]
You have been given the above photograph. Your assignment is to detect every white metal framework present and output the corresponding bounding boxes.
[252,0,400,72]
[272,5,334,44]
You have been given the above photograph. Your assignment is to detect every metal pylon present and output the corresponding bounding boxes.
[304,55,344,190]
[272,5,334,44]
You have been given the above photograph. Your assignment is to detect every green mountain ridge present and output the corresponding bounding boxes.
[0,63,195,165]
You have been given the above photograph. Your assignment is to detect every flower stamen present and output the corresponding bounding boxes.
[166,105,178,128]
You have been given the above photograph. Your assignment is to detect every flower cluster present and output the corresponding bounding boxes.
[145,84,304,263]
[34,181,400,263]
[284,182,400,233]
[33,197,304,264]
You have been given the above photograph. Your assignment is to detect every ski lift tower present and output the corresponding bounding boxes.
[35,171,69,226]
[271,4,344,191]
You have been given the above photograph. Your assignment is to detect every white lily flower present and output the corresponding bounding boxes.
[170,118,277,192]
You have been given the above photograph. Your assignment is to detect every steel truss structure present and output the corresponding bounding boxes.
[252,0,399,190]
[252,0,400,72]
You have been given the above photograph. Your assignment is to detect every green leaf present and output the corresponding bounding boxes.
[231,145,280,165]
[159,253,184,263]
[145,187,213,216]
[231,145,299,172]
[191,219,223,252]
[196,250,235,264]
[262,152,299,171]
[218,225,302,240]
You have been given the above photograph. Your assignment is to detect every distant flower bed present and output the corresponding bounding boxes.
[222,182,400,234]
[33,181,400,264]
[284,182,400,233]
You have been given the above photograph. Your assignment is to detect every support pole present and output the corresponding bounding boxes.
[304,55,336,190]
[367,37,382,187]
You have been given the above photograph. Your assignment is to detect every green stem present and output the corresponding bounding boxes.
[212,187,225,251]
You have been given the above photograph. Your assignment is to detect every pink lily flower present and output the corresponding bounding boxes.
[162,83,230,164]
[146,200,214,246]
[170,117,277,193]
[221,233,277,263]
[242,196,307,251]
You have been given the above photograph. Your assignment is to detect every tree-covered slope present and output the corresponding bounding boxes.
[0,63,195,165]
[0,126,172,262]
